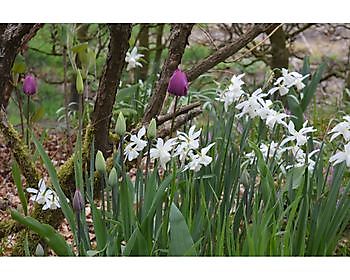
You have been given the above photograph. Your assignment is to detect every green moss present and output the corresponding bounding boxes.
[0,111,40,188]
[0,118,95,255]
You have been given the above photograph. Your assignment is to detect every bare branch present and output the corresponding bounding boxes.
[186,23,279,82]
[157,107,203,139]
[156,102,201,125]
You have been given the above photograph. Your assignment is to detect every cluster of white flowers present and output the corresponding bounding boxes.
[26,179,61,211]
[216,74,246,112]
[284,146,319,172]
[216,70,319,172]
[329,116,350,167]
[125,47,144,71]
[124,126,148,161]
[243,120,319,172]
[268,68,309,96]
[124,125,215,172]
[245,141,282,164]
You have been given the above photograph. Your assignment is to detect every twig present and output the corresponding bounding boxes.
[186,23,279,82]
[231,24,283,63]
[156,102,201,125]
[158,107,203,138]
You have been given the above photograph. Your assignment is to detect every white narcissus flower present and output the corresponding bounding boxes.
[124,126,148,161]
[175,125,201,162]
[268,76,290,96]
[216,74,245,112]
[285,146,319,172]
[281,68,296,87]
[282,68,309,91]
[230,73,245,89]
[245,141,282,164]
[281,120,316,147]
[125,47,144,71]
[256,100,273,120]
[265,109,288,130]
[26,179,61,211]
[268,69,309,96]
[330,142,350,167]
[328,116,350,142]
[27,179,47,204]
[124,144,140,162]
[186,143,215,172]
[236,88,268,119]
[150,138,177,170]
[260,141,281,160]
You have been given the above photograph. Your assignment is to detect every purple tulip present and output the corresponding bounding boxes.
[23,74,37,96]
[167,69,188,97]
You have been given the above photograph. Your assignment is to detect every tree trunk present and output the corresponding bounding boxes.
[152,24,164,78]
[269,25,289,70]
[0,24,42,109]
[91,24,132,156]
[138,24,150,81]
[142,24,194,123]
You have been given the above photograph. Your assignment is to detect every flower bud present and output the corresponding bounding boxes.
[76,69,84,95]
[147,118,157,139]
[35,243,44,256]
[115,112,126,136]
[95,150,106,174]
[108,167,118,187]
[240,169,250,188]
[167,68,188,97]
[23,74,37,96]
[72,188,84,213]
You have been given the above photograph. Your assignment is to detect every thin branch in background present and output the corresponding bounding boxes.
[28,47,62,56]
[198,24,219,51]
[231,24,283,63]
[186,23,279,82]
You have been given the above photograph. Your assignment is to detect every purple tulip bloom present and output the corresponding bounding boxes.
[23,74,37,96]
[167,69,188,97]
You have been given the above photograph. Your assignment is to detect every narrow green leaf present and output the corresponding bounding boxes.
[32,137,77,239]
[12,160,28,215]
[11,210,73,256]
[86,194,107,252]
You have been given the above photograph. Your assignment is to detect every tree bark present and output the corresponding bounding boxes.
[269,25,289,70]
[0,24,42,109]
[152,24,164,79]
[142,24,194,123]
[186,23,279,82]
[91,24,132,157]
[138,24,150,81]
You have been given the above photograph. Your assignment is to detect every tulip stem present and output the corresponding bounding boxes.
[170,96,179,137]
[14,87,25,138]
[26,95,30,147]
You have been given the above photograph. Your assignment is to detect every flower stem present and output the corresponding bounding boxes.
[15,88,25,138]
[170,96,179,137]
[26,95,30,147]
